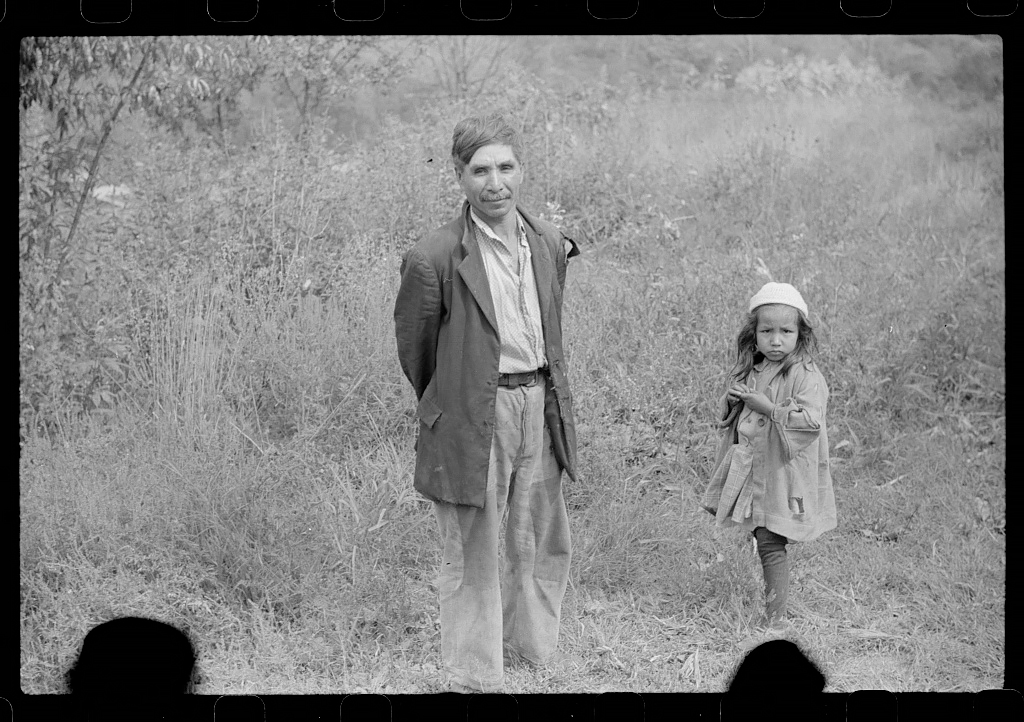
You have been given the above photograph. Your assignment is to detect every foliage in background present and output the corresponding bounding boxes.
[734,55,904,96]
[20,36,1003,694]
[257,36,422,135]
[19,36,422,436]
[520,35,1002,100]
[427,36,514,101]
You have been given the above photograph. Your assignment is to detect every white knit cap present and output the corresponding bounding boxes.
[748,282,808,316]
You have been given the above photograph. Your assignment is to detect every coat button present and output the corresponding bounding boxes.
[758,418,766,427]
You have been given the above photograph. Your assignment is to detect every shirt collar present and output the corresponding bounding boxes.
[469,207,526,248]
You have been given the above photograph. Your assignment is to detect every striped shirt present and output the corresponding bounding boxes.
[470,208,547,374]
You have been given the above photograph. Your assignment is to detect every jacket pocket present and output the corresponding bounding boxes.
[416,391,442,428]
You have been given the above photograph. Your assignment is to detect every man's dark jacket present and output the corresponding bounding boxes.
[394,201,580,508]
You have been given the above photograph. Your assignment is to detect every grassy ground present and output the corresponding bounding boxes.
[20,87,1004,694]
[18,421,1005,693]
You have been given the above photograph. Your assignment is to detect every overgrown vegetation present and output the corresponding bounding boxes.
[20,36,1003,693]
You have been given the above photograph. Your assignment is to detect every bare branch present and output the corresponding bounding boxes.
[281,73,303,110]
[472,38,508,97]
[54,38,158,291]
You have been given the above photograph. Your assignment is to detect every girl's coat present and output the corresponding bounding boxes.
[702,358,837,542]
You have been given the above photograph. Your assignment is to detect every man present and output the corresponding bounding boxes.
[394,114,579,692]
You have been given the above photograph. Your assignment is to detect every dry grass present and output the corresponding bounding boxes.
[20,84,1003,695]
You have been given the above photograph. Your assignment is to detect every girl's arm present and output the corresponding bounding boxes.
[769,367,828,460]
[717,384,744,428]
[719,391,733,421]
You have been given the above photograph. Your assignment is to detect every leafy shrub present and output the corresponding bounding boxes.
[735,55,904,97]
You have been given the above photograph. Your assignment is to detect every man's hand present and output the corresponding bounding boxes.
[727,383,775,416]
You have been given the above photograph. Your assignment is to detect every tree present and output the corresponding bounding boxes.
[19,36,267,434]
[20,37,265,272]
[428,36,514,101]
[257,36,422,135]
[19,35,424,435]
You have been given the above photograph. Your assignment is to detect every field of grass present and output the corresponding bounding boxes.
[19,81,1004,695]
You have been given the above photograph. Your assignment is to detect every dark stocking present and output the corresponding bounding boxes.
[754,527,789,626]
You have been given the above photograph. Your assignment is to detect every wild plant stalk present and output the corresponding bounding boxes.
[140,278,237,453]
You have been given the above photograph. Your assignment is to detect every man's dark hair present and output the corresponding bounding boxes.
[451,113,524,175]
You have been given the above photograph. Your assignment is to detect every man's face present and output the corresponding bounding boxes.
[456,143,523,226]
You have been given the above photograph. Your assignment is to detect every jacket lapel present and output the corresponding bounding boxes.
[455,202,499,333]
[522,212,554,330]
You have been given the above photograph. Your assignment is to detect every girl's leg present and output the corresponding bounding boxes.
[753,527,789,626]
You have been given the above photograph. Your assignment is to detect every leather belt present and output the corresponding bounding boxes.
[497,368,546,388]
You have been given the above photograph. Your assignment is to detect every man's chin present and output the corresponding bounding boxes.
[473,201,515,220]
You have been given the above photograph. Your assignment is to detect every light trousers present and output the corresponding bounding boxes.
[433,381,571,691]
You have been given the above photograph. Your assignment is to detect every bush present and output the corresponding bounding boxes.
[734,55,904,97]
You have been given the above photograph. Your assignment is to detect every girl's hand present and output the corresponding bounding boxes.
[726,382,750,402]
[728,383,775,416]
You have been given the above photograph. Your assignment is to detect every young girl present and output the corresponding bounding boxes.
[702,282,837,628]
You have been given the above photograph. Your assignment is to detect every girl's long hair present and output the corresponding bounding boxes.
[729,305,819,386]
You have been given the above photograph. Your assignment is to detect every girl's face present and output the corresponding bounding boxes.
[755,304,800,361]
